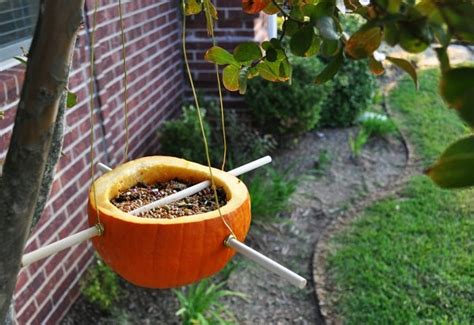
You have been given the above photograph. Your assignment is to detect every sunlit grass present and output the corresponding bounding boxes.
[326,69,474,324]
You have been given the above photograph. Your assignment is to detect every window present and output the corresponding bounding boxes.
[0,0,39,63]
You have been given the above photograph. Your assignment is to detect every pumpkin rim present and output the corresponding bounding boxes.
[89,156,249,225]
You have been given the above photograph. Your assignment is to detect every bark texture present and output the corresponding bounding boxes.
[0,0,85,321]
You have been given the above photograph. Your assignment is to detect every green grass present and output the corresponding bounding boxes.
[326,69,474,324]
[388,69,468,165]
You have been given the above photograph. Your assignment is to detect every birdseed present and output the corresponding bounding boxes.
[111,179,227,219]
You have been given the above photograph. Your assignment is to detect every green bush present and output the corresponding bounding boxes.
[245,57,329,136]
[208,106,277,169]
[318,15,376,127]
[158,101,276,169]
[81,257,120,312]
[245,167,297,222]
[319,59,376,127]
[158,105,216,165]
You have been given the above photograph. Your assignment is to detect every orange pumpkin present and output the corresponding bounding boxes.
[88,156,251,288]
[242,0,270,14]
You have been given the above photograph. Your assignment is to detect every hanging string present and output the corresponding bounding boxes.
[88,0,102,233]
[208,22,227,170]
[118,0,130,162]
[181,1,236,238]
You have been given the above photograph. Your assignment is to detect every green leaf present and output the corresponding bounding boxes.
[426,135,474,188]
[256,62,279,82]
[320,39,339,57]
[315,50,343,84]
[283,20,300,37]
[233,42,262,62]
[387,0,402,13]
[368,56,384,76]
[204,46,237,65]
[184,0,202,15]
[66,91,78,108]
[305,35,321,57]
[440,67,474,126]
[239,67,249,95]
[203,0,217,36]
[290,25,315,57]
[436,1,474,43]
[0,110,4,120]
[222,65,240,91]
[383,22,399,46]
[399,25,430,54]
[345,26,383,60]
[266,47,278,62]
[386,56,418,89]
[279,59,292,81]
[13,56,27,65]
[435,47,450,73]
[313,1,335,18]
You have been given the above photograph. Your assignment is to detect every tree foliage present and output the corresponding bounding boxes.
[184,0,474,189]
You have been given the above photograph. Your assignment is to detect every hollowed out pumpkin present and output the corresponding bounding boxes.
[88,156,251,288]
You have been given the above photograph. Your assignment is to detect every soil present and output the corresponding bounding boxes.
[111,180,226,219]
[224,129,407,325]
[63,127,408,324]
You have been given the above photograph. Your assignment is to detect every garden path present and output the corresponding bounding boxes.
[226,128,407,324]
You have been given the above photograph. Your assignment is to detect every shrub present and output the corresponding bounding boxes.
[81,257,120,312]
[174,278,245,324]
[318,15,377,127]
[245,57,329,137]
[158,105,216,165]
[245,167,297,222]
[159,101,277,169]
[208,106,277,169]
[319,59,377,127]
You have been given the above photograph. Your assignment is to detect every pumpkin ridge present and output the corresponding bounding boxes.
[197,218,207,282]
[173,222,185,286]
[151,223,160,284]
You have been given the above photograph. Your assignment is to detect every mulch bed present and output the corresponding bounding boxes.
[111,179,227,219]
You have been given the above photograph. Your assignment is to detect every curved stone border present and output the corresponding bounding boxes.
[312,82,417,324]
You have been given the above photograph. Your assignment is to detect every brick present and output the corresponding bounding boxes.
[15,271,45,311]
[34,267,64,307]
[16,301,37,325]
[14,270,29,292]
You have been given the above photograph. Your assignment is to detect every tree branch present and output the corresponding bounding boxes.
[0,0,85,321]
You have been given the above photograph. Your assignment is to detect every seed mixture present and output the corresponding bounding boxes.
[111,179,227,219]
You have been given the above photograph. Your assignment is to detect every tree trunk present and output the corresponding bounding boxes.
[0,0,85,321]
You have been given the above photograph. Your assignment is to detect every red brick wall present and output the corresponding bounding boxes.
[0,1,265,323]
[1,1,184,323]
[186,0,268,109]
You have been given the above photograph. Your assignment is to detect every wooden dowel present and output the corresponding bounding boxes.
[21,226,101,267]
[225,235,307,289]
[130,156,272,215]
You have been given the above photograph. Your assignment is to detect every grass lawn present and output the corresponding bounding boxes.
[326,69,474,324]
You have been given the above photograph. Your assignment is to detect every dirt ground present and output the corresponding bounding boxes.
[62,127,407,324]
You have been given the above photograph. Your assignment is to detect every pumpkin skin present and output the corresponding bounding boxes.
[88,156,251,288]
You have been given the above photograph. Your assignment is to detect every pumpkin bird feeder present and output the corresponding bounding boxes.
[20,0,307,292]
[88,156,251,288]
[22,156,307,289]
